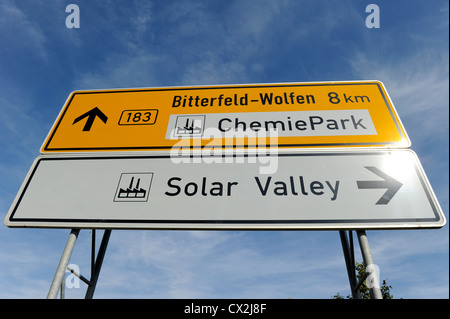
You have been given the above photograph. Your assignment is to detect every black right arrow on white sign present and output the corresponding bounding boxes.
[356,166,403,205]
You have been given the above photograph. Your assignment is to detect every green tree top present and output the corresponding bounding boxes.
[333,261,394,299]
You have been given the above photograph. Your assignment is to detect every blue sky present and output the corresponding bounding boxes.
[0,0,448,299]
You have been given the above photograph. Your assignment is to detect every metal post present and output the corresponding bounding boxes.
[91,229,96,277]
[47,229,80,299]
[60,278,65,299]
[85,229,112,299]
[339,230,359,299]
[356,230,382,299]
[348,231,356,277]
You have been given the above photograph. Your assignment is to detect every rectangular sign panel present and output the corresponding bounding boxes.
[40,81,410,153]
[5,150,444,230]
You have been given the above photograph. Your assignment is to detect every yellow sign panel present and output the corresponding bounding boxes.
[41,81,410,153]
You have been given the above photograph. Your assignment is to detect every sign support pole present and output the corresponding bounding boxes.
[356,230,382,299]
[91,229,95,278]
[85,229,112,299]
[47,229,80,299]
[49,229,111,298]
[340,230,383,299]
[339,230,360,299]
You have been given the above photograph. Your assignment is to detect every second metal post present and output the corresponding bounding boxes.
[356,230,382,299]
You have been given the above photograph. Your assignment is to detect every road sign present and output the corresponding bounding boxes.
[5,150,444,230]
[40,81,410,153]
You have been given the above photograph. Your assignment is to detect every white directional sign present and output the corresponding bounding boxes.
[4,150,445,230]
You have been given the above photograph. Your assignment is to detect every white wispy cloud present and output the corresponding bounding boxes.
[72,0,365,88]
[87,231,348,298]
[0,229,71,298]
[349,51,449,138]
[0,0,48,61]
[74,50,164,89]
[368,229,449,298]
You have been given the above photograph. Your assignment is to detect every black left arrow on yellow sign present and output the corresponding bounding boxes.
[73,107,108,131]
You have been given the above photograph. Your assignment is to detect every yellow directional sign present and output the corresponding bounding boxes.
[41,81,410,153]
